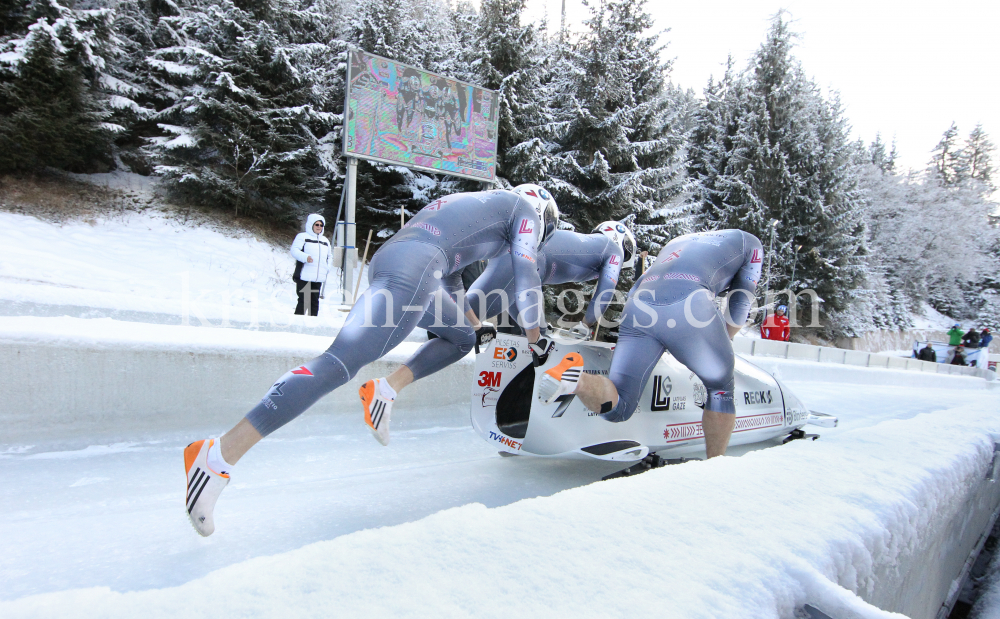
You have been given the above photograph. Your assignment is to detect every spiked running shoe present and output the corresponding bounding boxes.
[360,378,394,446]
[184,439,230,537]
[537,353,584,405]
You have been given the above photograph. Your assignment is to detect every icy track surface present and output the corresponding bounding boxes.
[1,365,998,611]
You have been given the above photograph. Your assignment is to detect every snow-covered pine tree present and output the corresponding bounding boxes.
[958,123,995,190]
[146,0,337,220]
[928,122,962,187]
[472,0,549,186]
[695,14,869,336]
[0,0,119,172]
[551,0,687,247]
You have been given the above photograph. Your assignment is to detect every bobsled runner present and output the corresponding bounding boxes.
[471,331,837,463]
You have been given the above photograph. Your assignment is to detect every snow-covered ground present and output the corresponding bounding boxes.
[3,206,1000,617]
[0,210,372,332]
[1,355,997,615]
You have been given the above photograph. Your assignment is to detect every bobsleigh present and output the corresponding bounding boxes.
[471,331,837,463]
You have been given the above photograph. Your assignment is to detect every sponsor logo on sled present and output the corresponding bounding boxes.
[513,249,535,263]
[518,219,534,235]
[493,347,517,363]
[489,430,521,450]
[268,381,285,397]
[650,375,673,411]
[661,249,682,263]
[478,371,502,387]
[743,390,773,405]
[672,395,687,410]
[291,366,312,375]
[481,386,501,407]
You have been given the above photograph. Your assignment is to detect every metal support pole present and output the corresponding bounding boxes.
[342,158,358,303]
[763,219,779,313]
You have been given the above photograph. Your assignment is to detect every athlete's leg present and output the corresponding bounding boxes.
[572,300,666,421]
[226,243,444,462]
[401,288,476,382]
[661,290,736,458]
[465,257,516,327]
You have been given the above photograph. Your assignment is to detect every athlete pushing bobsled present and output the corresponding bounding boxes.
[466,221,638,338]
[538,230,764,459]
[183,184,560,536]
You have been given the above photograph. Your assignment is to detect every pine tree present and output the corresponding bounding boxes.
[693,14,869,335]
[146,0,337,220]
[0,0,118,173]
[472,0,548,185]
[551,0,687,247]
[959,123,994,190]
[928,122,961,186]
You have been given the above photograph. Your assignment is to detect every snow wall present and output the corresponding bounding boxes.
[3,316,1000,618]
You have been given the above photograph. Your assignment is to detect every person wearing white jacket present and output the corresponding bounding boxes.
[290,213,332,316]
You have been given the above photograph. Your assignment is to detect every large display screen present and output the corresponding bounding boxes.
[343,48,499,182]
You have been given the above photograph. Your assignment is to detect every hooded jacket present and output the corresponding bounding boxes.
[291,214,332,283]
[947,326,964,346]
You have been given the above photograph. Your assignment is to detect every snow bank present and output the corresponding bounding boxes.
[0,317,472,444]
[0,211,372,332]
[4,403,1000,619]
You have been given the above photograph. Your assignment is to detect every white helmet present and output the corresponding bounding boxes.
[512,183,559,248]
[592,221,637,269]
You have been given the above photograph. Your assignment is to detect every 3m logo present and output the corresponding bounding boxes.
[650,375,672,411]
[518,219,534,234]
[291,366,312,376]
[750,249,762,264]
[478,371,502,387]
[493,347,518,362]
[609,255,620,266]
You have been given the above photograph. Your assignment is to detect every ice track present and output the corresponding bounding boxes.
[1,371,996,601]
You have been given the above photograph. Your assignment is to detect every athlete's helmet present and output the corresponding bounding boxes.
[592,221,637,269]
[512,183,559,248]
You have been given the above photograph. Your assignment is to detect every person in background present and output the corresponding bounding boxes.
[760,304,790,341]
[962,327,981,348]
[951,345,968,366]
[947,324,964,347]
[291,214,332,316]
[981,328,993,350]
[916,342,937,362]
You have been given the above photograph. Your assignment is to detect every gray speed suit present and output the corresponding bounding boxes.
[601,229,763,422]
[245,190,544,437]
[467,230,624,328]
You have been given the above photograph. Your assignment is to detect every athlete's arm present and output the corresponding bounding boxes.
[723,235,763,335]
[509,210,544,342]
[584,249,623,326]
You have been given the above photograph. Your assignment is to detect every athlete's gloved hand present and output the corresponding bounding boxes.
[530,337,555,367]
[474,322,497,354]
[570,322,591,339]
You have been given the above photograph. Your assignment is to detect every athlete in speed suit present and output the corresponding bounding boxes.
[538,229,764,459]
[466,223,636,337]
[182,185,560,536]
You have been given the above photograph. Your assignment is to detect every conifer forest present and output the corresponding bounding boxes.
[2,0,997,338]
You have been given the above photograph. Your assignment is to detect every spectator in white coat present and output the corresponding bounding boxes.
[291,213,332,316]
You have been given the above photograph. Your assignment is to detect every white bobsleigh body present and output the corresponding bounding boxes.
[471,333,830,462]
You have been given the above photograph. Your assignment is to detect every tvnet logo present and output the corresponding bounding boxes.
[478,371,502,387]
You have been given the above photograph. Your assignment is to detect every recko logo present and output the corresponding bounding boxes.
[743,390,773,405]
[650,375,672,411]
[478,371,502,387]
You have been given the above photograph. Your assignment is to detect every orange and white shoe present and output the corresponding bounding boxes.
[184,439,230,537]
[360,378,394,446]
[537,353,584,405]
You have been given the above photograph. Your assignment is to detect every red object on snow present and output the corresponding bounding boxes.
[761,313,790,342]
